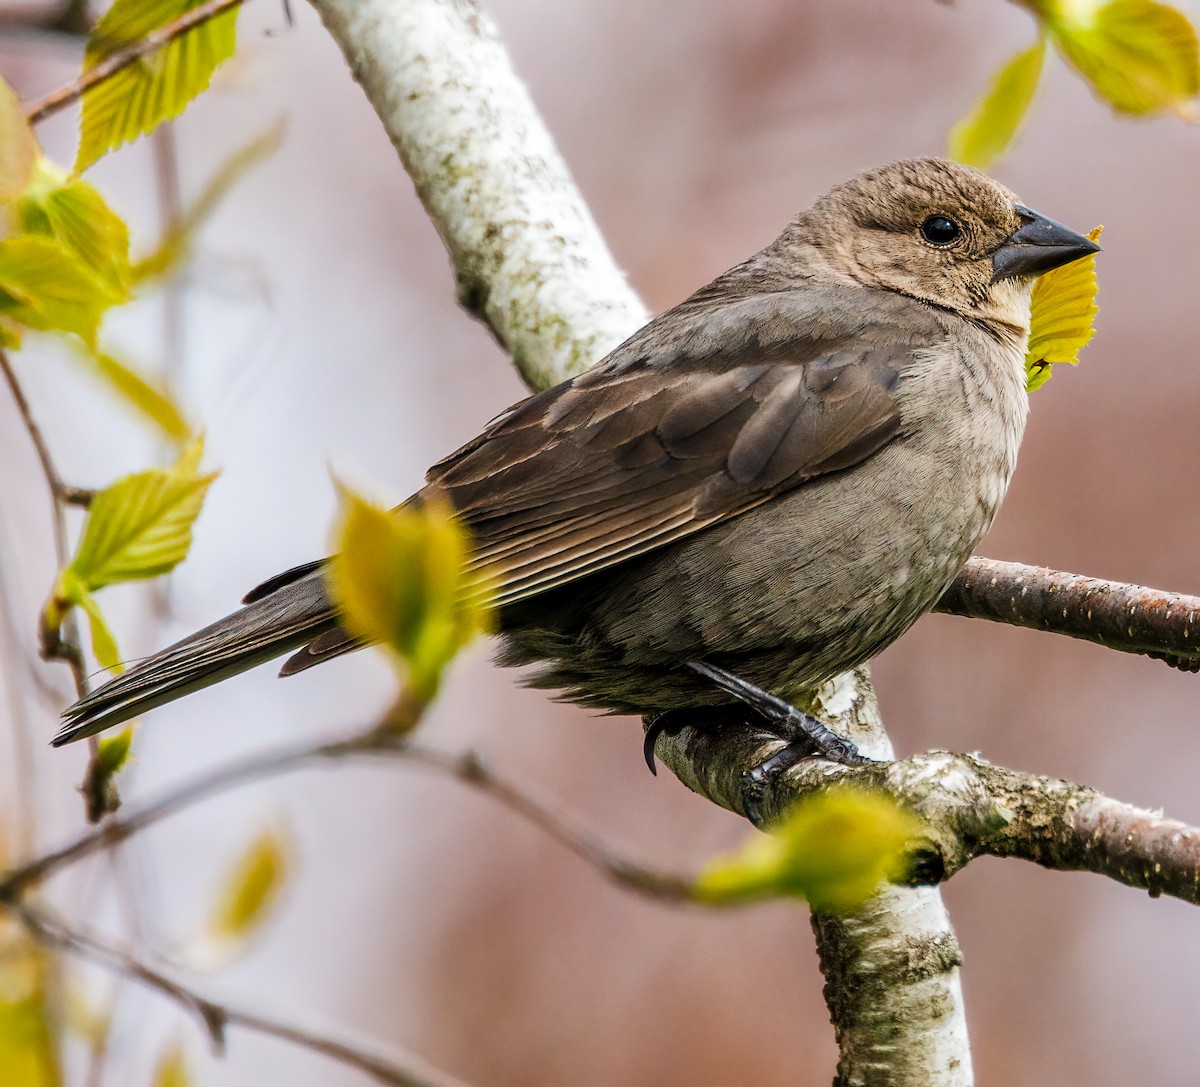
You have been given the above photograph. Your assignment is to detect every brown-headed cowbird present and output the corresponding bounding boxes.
[56,158,1098,771]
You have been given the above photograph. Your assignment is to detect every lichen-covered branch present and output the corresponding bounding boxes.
[654,668,972,1085]
[814,890,970,1087]
[674,738,1200,907]
[939,557,1200,671]
[307,0,647,389]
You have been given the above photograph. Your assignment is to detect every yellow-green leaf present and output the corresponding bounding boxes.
[0,322,22,349]
[950,39,1046,168]
[0,76,39,201]
[0,918,60,1087]
[1046,0,1200,116]
[209,830,289,944]
[77,592,123,672]
[329,490,493,704]
[76,0,241,173]
[75,345,191,444]
[1026,225,1103,391]
[16,160,131,294]
[79,725,135,819]
[0,235,120,345]
[95,727,134,777]
[695,788,921,913]
[152,1041,189,1087]
[65,438,215,592]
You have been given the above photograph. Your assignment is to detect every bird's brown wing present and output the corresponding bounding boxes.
[428,342,907,609]
[279,340,908,675]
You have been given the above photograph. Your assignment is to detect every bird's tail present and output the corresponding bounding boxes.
[54,565,337,746]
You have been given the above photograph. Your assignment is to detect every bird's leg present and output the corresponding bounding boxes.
[685,660,877,825]
[687,661,871,764]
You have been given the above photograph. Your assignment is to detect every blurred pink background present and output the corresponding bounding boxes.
[2,1,1199,1084]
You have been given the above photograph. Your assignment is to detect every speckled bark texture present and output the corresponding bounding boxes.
[309,0,647,389]
[656,669,974,1085]
[814,890,968,1087]
[307,1,972,1082]
[938,557,1200,671]
[698,744,1200,906]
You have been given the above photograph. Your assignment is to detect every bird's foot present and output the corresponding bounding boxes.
[687,660,878,826]
[687,661,872,766]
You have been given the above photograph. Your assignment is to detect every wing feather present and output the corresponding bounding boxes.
[426,341,907,609]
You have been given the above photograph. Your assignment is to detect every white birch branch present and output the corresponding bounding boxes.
[308,0,646,388]
[304,2,972,1083]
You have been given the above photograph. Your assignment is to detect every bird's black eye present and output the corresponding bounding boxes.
[920,215,961,247]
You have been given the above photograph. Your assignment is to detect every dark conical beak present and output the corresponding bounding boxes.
[991,205,1100,282]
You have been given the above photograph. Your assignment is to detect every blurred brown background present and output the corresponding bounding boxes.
[2,1,1199,1084]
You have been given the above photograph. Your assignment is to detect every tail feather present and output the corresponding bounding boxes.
[54,570,338,746]
[279,626,362,676]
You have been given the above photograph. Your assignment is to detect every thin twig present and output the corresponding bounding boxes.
[23,0,247,125]
[15,713,1200,910]
[398,745,695,899]
[0,350,87,686]
[0,347,88,688]
[12,901,465,1087]
[0,348,74,560]
[0,731,694,903]
[0,346,113,817]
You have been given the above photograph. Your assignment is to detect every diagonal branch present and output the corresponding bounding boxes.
[13,901,467,1087]
[0,347,120,821]
[0,730,693,904]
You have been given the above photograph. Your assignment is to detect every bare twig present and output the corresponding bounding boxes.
[0,348,75,565]
[0,346,116,818]
[12,713,1200,913]
[0,347,89,687]
[13,901,466,1087]
[23,0,246,125]
[400,745,695,899]
[0,731,693,903]
[939,557,1200,670]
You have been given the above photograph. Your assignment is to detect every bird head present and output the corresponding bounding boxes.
[798,158,1099,335]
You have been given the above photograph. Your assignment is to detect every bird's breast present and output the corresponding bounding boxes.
[592,334,1030,666]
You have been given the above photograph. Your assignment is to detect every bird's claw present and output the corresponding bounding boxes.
[687,659,876,768]
[682,659,880,822]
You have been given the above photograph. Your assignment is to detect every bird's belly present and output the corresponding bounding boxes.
[497,430,1015,713]
[597,439,1001,666]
